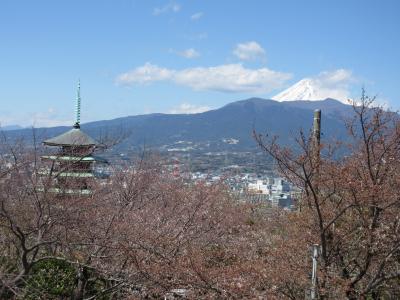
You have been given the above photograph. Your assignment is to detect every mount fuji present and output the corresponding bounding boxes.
[272,78,349,104]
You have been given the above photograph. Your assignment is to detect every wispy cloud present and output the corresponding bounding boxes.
[309,69,355,102]
[30,107,73,127]
[233,41,266,61]
[116,63,292,93]
[169,103,210,114]
[1,107,73,128]
[184,32,208,41]
[153,2,181,16]
[117,63,173,84]
[196,32,208,40]
[171,48,200,59]
[190,12,203,20]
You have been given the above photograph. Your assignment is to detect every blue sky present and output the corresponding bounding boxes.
[0,0,399,127]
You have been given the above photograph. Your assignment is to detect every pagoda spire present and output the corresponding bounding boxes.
[74,79,81,129]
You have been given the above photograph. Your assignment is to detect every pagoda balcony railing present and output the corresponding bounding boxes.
[37,169,95,178]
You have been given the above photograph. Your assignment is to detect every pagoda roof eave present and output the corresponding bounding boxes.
[43,128,97,147]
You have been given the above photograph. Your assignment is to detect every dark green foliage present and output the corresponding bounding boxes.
[22,259,76,299]
[20,259,114,300]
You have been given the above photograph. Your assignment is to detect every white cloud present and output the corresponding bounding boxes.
[176,48,200,58]
[317,69,353,85]
[116,63,174,84]
[312,69,355,101]
[173,64,291,93]
[153,2,181,15]
[233,41,266,61]
[1,107,73,128]
[116,63,292,94]
[169,103,210,114]
[190,12,203,20]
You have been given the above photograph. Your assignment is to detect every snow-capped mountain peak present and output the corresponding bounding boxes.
[272,78,348,103]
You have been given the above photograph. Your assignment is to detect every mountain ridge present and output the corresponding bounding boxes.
[3,98,352,152]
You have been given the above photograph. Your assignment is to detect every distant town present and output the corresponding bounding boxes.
[96,146,299,210]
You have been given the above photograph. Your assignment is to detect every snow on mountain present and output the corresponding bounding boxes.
[272,78,349,104]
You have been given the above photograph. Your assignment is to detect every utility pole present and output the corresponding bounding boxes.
[313,109,321,190]
[310,244,320,299]
[310,110,321,299]
[313,109,321,145]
